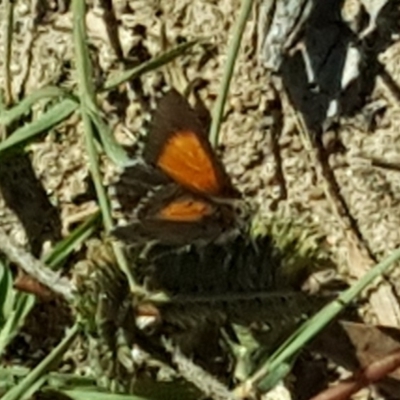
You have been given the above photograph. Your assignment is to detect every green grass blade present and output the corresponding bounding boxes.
[1,323,80,400]
[0,87,74,126]
[61,391,151,400]
[85,106,130,167]
[0,261,35,356]
[72,0,112,231]
[104,39,200,91]
[0,99,78,154]
[0,299,36,357]
[0,259,13,321]
[0,368,96,394]
[245,246,400,392]
[44,211,101,269]
[0,212,98,347]
[71,0,137,291]
[209,0,254,146]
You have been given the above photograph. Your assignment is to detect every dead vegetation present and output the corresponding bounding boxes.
[2,1,400,399]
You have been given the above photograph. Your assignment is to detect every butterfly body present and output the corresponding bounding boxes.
[112,89,246,246]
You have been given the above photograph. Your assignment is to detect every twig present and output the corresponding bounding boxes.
[0,227,75,301]
[237,244,400,393]
[286,91,400,326]
[310,349,400,400]
[163,339,238,400]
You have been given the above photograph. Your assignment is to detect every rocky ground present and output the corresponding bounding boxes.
[2,0,400,399]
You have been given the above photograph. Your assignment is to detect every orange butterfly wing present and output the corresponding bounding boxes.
[144,89,237,197]
[112,189,229,245]
[157,130,221,195]
[112,89,241,246]
[156,196,214,221]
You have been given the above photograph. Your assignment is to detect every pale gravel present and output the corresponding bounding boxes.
[1,0,399,295]
[1,1,400,398]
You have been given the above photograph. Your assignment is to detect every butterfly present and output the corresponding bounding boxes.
[112,88,246,246]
